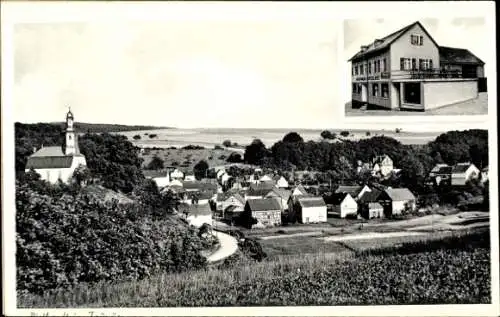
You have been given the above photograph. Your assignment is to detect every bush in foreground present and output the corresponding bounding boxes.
[16,184,208,295]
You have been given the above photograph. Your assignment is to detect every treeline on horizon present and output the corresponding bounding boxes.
[15,122,172,134]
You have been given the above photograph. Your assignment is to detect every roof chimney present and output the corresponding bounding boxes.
[360,45,369,52]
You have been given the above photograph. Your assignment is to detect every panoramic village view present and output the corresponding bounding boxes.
[15,110,490,307]
[8,6,493,310]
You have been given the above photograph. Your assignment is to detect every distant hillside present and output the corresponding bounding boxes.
[16,122,172,134]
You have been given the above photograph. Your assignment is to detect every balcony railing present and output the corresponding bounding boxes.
[391,69,463,80]
[353,69,466,81]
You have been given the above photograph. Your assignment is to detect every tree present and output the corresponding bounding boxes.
[398,153,426,193]
[146,156,165,170]
[226,152,243,163]
[72,164,92,186]
[340,131,350,137]
[244,139,269,165]
[133,134,141,140]
[320,130,335,140]
[193,160,209,180]
[222,140,232,147]
[283,132,304,143]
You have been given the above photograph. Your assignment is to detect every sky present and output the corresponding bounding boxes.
[13,20,339,128]
[343,17,492,103]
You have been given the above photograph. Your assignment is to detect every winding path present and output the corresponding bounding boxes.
[206,230,238,263]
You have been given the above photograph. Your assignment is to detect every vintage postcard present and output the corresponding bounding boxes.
[2,1,498,317]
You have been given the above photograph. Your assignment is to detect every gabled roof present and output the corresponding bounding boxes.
[182,181,217,191]
[266,187,292,201]
[430,163,450,173]
[247,182,275,197]
[452,163,476,174]
[179,203,212,216]
[335,185,363,197]
[224,205,244,213]
[297,196,326,208]
[439,46,484,65]
[359,188,382,203]
[383,188,416,201]
[348,21,440,62]
[293,184,308,196]
[372,154,392,164]
[26,156,75,169]
[188,190,215,201]
[325,192,351,205]
[31,146,65,157]
[246,198,282,211]
[217,192,245,205]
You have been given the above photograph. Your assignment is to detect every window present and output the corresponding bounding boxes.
[368,61,372,74]
[360,64,364,75]
[381,83,389,98]
[400,58,411,70]
[410,34,423,46]
[372,83,379,97]
[419,59,433,70]
[411,58,417,70]
[354,66,358,76]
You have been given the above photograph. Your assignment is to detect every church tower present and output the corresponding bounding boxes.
[64,107,78,155]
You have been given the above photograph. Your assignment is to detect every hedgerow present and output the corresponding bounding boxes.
[16,183,209,295]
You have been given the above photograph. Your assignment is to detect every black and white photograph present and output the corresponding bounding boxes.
[1,2,498,317]
[344,18,490,116]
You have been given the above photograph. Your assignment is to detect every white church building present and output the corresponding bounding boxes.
[25,109,87,184]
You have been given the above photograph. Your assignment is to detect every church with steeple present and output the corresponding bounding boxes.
[25,108,87,184]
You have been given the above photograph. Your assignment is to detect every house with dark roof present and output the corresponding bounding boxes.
[377,188,416,217]
[325,192,358,218]
[178,203,212,228]
[245,182,275,200]
[451,162,480,186]
[216,191,246,216]
[291,196,327,224]
[335,184,371,200]
[348,21,485,111]
[265,187,292,211]
[358,189,383,219]
[427,163,453,186]
[25,109,87,184]
[243,198,282,228]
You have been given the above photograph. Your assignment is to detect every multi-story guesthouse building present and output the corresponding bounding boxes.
[348,21,485,111]
[25,109,87,184]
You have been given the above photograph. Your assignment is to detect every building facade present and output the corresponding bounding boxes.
[349,21,485,111]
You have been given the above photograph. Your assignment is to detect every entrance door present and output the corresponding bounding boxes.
[361,84,368,102]
[403,83,421,104]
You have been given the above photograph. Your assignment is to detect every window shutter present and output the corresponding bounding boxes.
[419,36,423,45]
[429,59,433,70]
[419,59,423,70]
[412,58,416,70]
[400,58,404,70]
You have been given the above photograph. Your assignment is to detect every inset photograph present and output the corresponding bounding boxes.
[344,18,489,116]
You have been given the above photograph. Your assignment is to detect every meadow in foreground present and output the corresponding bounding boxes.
[18,230,490,308]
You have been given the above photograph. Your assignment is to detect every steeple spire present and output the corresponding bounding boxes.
[64,107,78,155]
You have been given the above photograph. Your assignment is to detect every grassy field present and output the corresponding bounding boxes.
[259,236,353,258]
[18,230,490,307]
[140,147,236,170]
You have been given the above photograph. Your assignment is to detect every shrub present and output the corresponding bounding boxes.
[222,140,232,147]
[149,134,157,139]
[340,131,350,137]
[16,181,209,295]
[133,135,141,140]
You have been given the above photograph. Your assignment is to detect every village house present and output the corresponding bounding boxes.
[259,174,274,183]
[216,191,246,216]
[349,21,485,111]
[335,184,372,200]
[451,162,480,186]
[326,192,358,218]
[291,184,309,197]
[245,182,275,200]
[427,163,452,186]
[358,189,384,219]
[143,169,171,188]
[25,109,87,184]
[178,203,212,228]
[377,188,416,217]
[371,155,394,177]
[292,196,327,224]
[170,168,185,180]
[273,175,290,188]
[184,174,196,182]
[265,187,292,212]
[182,190,215,206]
[244,198,282,228]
